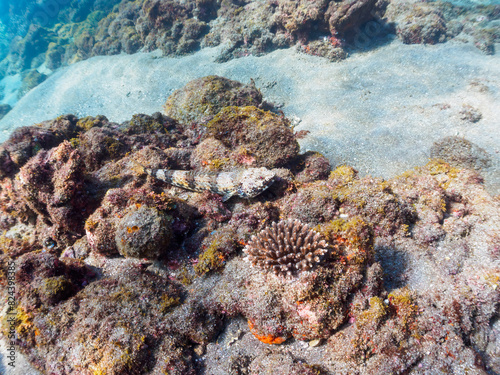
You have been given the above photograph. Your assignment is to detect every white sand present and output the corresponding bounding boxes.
[0,340,41,375]
[0,39,499,195]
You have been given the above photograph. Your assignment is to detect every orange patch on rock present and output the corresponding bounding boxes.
[248,319,289,345]
[127,225,139,233]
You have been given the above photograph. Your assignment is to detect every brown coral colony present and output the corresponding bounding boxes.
[244,219,330,277]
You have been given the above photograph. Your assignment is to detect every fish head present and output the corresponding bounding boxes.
[237,167,276,199]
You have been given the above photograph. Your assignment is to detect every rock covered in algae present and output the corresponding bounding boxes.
[384,1,448,45]
[115,205,173,259]
[163,75,263,125]
[1,0,387,87]
[0,76,498,374]
[205,105,300,168]
[430,136,492,171]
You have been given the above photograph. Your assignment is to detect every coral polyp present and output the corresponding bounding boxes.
[243,219,330,277]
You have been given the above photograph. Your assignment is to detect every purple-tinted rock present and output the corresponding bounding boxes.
[115,205,173,259]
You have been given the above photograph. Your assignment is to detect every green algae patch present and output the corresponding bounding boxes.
[356,297,388,328]
[1,306,40,347]
[394,160,461,189]
[387,287,418,327]
[76,115,108,131]
[205,105,299,168]
[19,70,47,98]
[329,165,358,186]
[123,114,170,134]
[103,137,123,159]
[426,159,460,179]
[205,105,286,132]
[40,275,73,303]
[194,238,227,276]
[321,217,373,257]
[194,226,240,276]
[388,287,419,331]
[163,75,263,124]
[159,294,181,314]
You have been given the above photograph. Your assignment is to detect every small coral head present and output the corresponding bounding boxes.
[243,219,330,277]
[237,167,276,199]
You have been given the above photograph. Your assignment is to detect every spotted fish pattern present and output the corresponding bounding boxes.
[139,164,276,202]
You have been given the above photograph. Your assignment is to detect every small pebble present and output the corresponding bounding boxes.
[309,339,322,347]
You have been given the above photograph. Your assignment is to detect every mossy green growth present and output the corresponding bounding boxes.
[331,186,367,208]
[163,75,234,123]
[388,287,418,330]
[425,159,460,179]
[109,285,137,304]
[206,106,288,133]
[356,296,387,327]
[86,10,107,27]
[320,216,373,250]
[19,70,47,98]
[205,157,230,171]
[397,160,461,189]
[2,306,40,343]
[163,75,263,125]
[69,137,80,148]
[76,115,107,131]
[327,166,375,209]
[177,265,194,285]
[0,233,14,254]
[125,114,169,134]
[104,137,122,158]
[40,276,72,300]
[159,294,181,314]
[194,238,226,276]
[329,165,358,185]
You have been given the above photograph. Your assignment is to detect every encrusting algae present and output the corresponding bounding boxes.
[0,75,498,374]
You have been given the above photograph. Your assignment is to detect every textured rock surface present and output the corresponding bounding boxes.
[115,205,172,259]
[0,76,499,374]
[1,0,386,85]
[163,75,263,125]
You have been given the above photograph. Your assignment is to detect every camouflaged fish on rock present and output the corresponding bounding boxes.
[134,161,276,201]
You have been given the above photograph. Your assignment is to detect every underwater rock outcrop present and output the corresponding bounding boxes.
[0,0,394,85]
[2,0,498,105]
[0,75,499,374]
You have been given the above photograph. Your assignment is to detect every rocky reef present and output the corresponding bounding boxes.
[2,0,499,102]
[0,75,499,374]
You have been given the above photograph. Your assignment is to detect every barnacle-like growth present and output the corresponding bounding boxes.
[244,219,330,277]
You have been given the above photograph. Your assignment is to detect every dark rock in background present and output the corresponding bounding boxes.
[0,104,11,121]
[431,136,492,171]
